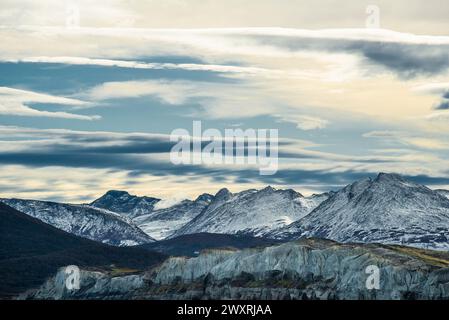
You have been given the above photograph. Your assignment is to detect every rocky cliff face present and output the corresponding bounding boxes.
[19,269,146,300]
[21,239,449,300]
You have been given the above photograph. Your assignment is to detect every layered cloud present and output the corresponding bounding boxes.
[0,87,98,120]
[2,27,448,128]
[6,56,269,76]
[1,1,449,201]
[1,125,448,201]
[363,130,449,150]
[2,27,449,77]
[79,79,331,130]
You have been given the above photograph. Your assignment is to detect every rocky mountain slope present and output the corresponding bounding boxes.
[90,190,160,219]
[0,202,166,299]
[134,194,214,240]
[436,189,449,200]
[1,198,155,246]
[275,173,449,250]
[21,239,449,300]
[172,187,329,238]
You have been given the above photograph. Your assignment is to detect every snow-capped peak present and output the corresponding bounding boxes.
[276,173,449,250]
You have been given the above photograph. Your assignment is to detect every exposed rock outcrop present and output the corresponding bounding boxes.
[20,239,449,300]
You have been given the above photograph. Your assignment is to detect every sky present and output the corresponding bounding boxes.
[1,0,449,202]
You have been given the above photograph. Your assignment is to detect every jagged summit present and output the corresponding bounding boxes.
[260,185,276,193]
[91,190,160,219]
[103,190,131,197]
[96,190,159,202]
[376,172,403,181]
[257,186,302,197]
[194,193,214,203]
[374,172,421,186]
[172,186,329,238]
[214,188,232,198]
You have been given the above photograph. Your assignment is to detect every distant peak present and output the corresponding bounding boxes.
[375,172,407,183]
[260,186,276,193]
[284,188,303,198]
[104,190,131,197]
[195,193,214,203]
[215,188,232,199]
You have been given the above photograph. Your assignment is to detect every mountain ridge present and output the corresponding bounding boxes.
[171,186,329,238]
[21,238,449,300]
[274,173,449,250]
[0,198,155,246]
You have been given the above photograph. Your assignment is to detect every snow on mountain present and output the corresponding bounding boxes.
[436,189,449,200]
[171,186,330,238]
[294,191,335,213]
[275,173,449,250]
[1,198,155,246]
[134,194,214,240]
[90,190,160,219]
[91,187,328,240]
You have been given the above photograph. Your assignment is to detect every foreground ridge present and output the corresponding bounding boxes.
[21,239,449,300]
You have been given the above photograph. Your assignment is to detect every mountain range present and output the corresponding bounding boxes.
[2,173,449,251]
[2,172,449,299]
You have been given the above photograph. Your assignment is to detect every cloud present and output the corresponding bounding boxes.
[1,3,449,201]
[2,27,449,78]
[0,86,99,120]
[413,82,449,95]
[363,130,449,150]
[6,56,269,76]
[83,80,196,104]
[426,111,449,121]
[1,0,449,36]
[80,79,331,131]
[1,125,449,201]
[435,100,449,110]
[411,82,449,112]
[2,27,449,128]
[276,114,329,130]
[0,125,407,175]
